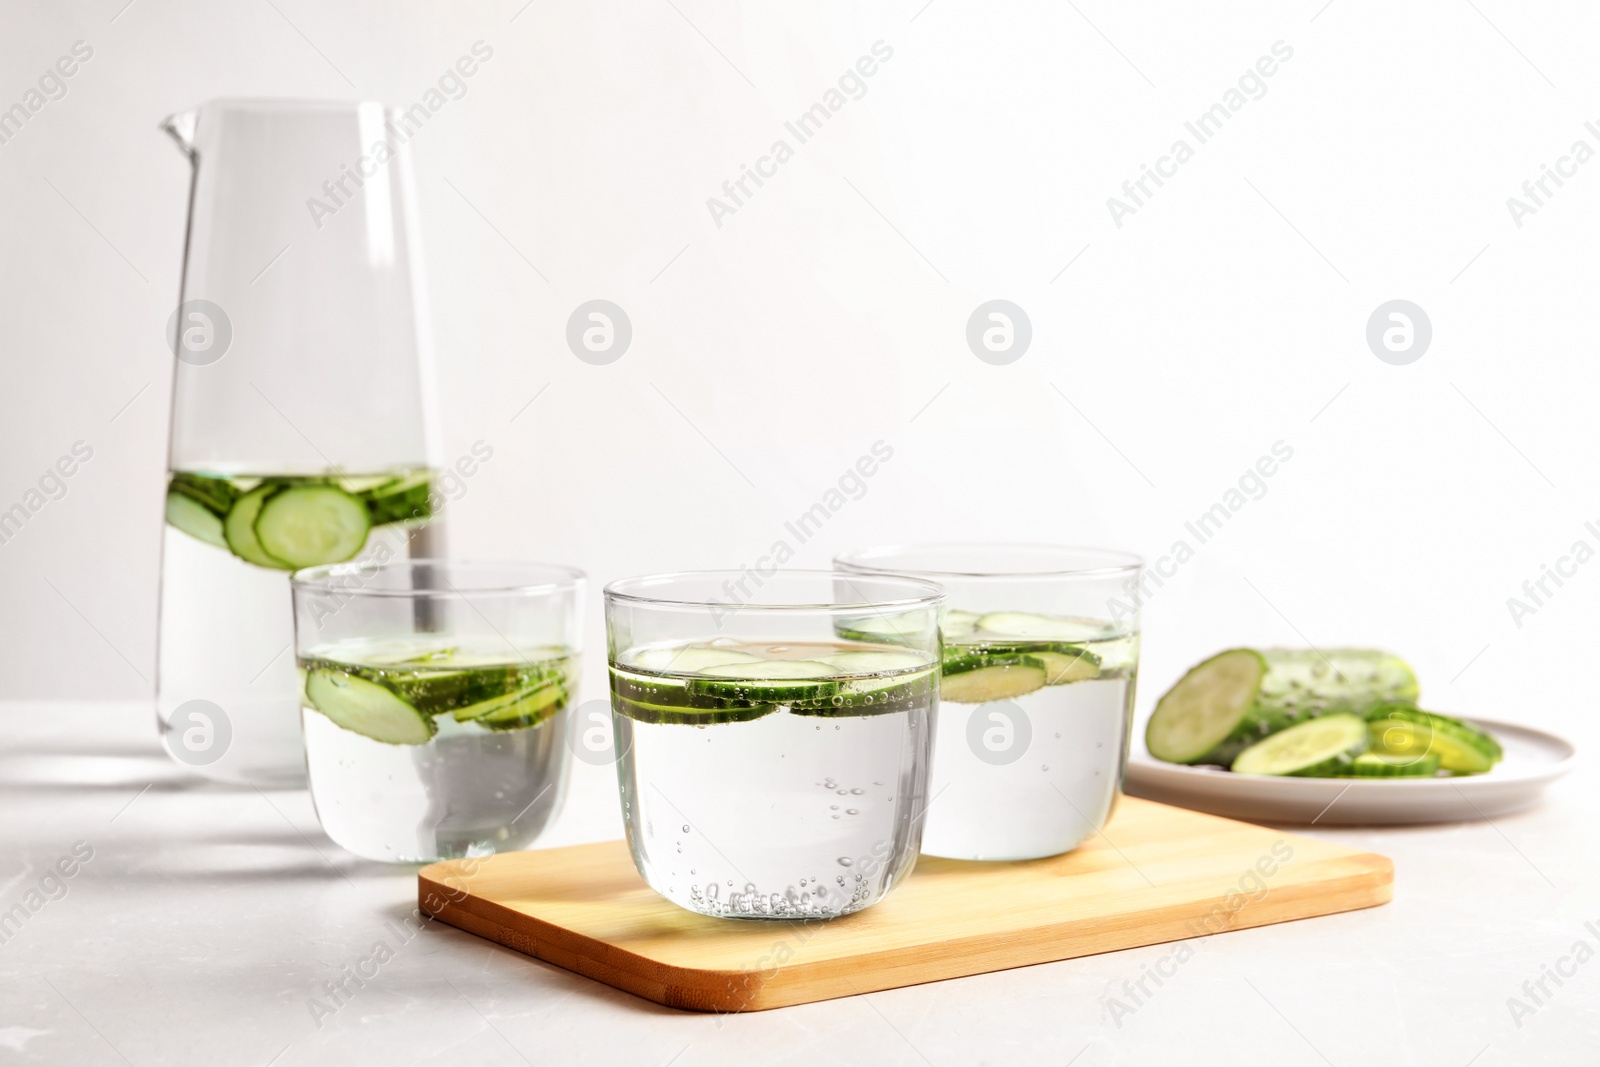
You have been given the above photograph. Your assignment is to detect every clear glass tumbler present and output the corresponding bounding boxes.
[836,544,1143,861]
[290,560,582,863]
[157,100,442,786]
[604,571,943,919]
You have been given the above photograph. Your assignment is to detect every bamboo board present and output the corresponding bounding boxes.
[418,796,1391,1012]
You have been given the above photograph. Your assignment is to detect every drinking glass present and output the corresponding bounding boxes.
[836,544,1143,861]
[157,100,441,785]
[290,560,582,863]
[604,571,943,919]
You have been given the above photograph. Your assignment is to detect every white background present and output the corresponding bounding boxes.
[2,3,1597,1064]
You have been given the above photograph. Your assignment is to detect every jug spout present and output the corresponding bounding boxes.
[161,108,198,158]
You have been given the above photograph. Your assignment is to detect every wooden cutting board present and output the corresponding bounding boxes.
[418,796,1391,1013]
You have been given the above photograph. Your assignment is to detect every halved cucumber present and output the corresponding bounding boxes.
[305,669,435,745]
[166,490,227,548]
[975,612,1112,642]
[1230,713,1369,777]
[1366,706,1501,775]
[941,662,1048,704]
[223,484,294,569]
[625,645,761,673]
[687,660,840,704]
[254,485,371,568]
[1330,751,1442,778]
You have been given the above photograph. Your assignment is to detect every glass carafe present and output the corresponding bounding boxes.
[157,100,443,786]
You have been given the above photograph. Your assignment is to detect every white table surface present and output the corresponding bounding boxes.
[0,702,1591,1066]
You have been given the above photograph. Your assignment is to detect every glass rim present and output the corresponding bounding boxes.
[834,542,1144,580]
[290,558,585,599]
[603,569,945,611]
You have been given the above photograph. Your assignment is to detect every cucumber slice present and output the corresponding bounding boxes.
[223,485,294,569]
[613,696,777,725]
[941,662,1048,704]
[360,470,435,526]
[819,650,929,673]
[792,670,935,717]
[834,612,936,646]
[1367,706,1501,775]
[975,612,1112,642]
[165,490,227,548]
[1328,751,1442,778]
[1147,648,1419,765]
[943,610,980,637]
[687,660,840,704]
[477,683,568,730]
[169,472,237,515]
[1230,713,1369,777]
[626,645,761,673]
[254,485,371,568]
[304,669,435,745]
[1030,648,1100,685]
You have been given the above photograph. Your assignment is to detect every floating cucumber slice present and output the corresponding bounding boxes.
[477,683,568,730]
[1030,648,1100,685]
[688,660,840,704]
[169,472,237,515]
[626,646,761,673]
[613,696,777,725]
[1366,706,1501,775]
[819,650,929,673]
[254,485,371,568]
[1147,648,1419,765]
[1329,751,1442,778]
[360,471,435,526]
[941,662,1048,704]
[792,670,935,717]
[305,669,435,745]
[834,612,936,646]
[165,490,227,548]
[1230,713,1369,777]
[943,610,980,637]
[975,612,1112,642]
[223,485,294,569]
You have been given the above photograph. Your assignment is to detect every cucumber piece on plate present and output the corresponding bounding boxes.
[1329,751,1442,778]
[626,645,761,673]
[223,484,294,569]
[687,660,840,704]
[941,661,1049,704]
[165,490,227,548]
[974,612,1112,642]
[1146,648,1419,765]
[254,485,371,568]
[1231,713,1369,776]
[305,669,435,745]
[1366,705,1501,775]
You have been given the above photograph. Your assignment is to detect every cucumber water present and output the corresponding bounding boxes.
[299,636,574,862]
[927,611,1139,861]
[610,639,935,918]
[158,468,441,786]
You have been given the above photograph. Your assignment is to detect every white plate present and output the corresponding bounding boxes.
[1124,718,1577,825]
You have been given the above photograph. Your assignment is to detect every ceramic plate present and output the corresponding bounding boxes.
[1124,718,1577,825]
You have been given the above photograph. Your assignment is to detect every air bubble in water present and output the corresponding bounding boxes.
[850,788,864,795]
[837,857,853,867]
[846,808,859,815]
